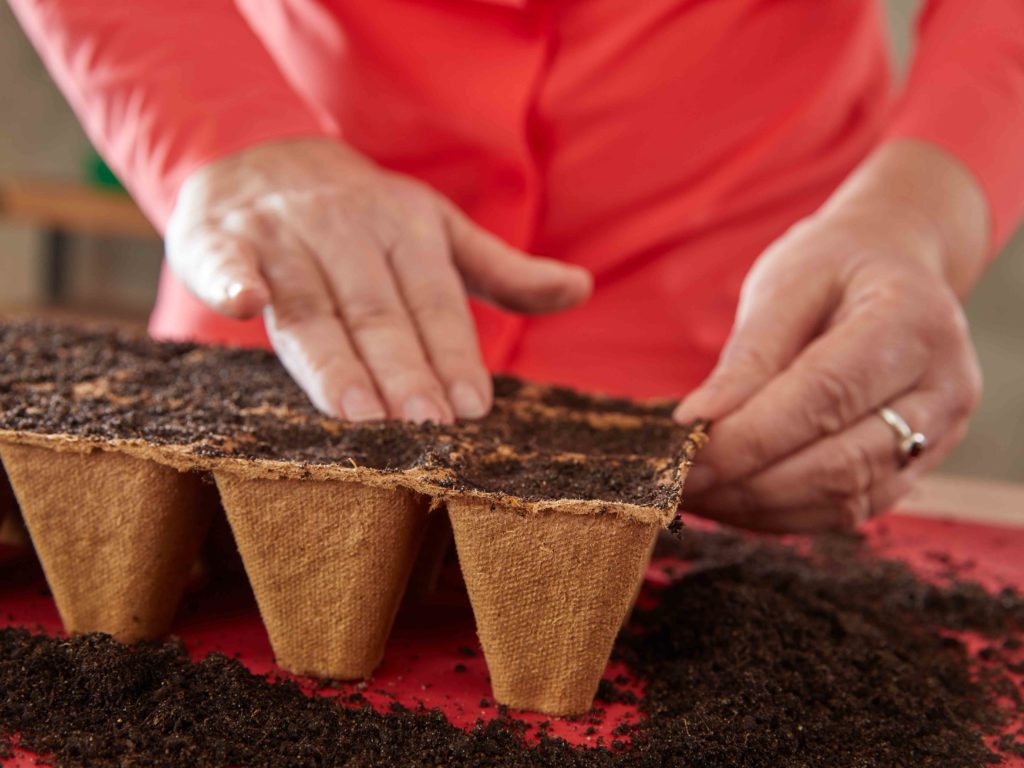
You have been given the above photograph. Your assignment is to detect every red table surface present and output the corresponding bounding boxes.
[1,512,1022,766]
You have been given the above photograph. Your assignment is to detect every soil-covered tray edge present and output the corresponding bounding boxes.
[0,426,708,525]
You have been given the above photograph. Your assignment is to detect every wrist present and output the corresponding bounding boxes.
[820,139,989,297]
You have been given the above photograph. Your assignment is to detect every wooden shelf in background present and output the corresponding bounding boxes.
[0,176,157,239]
[1,303,150,330]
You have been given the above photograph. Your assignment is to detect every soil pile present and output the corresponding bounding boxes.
[1,528,1021,767]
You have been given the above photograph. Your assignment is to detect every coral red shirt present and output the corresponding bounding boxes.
[11,0,1024,397]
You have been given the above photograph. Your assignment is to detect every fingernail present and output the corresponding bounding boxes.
[223,281,267,315]
[449,382,487,419]
[684,465,716,495]
[340,386,386,422]
[673,393,708,425]
[403,394,443,424]
[226,281,246,301]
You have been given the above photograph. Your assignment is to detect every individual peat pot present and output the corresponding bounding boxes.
[0,443,213,640]
[447,497,659,715]
[214,472,430,679]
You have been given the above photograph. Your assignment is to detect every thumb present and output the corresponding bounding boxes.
[166,224,271,319]
[673,259,833,424]
[444,203,592,313]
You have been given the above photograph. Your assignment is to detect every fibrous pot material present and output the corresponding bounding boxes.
[0,320,706,714]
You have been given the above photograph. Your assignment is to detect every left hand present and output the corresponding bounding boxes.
[673,201,983,533]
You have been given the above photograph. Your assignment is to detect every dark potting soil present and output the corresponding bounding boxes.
[2,528,1022,767]
[0,320,703,509]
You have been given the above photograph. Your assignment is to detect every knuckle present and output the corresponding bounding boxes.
[936,359,983,422]
[271,293,328,328]
[817,436,874,503]
[947,301,974,339]
[721,342,776,382]
[950,378,981,420]
[395,210,444,248]
[733,423,778,475]
[388,176,440,215]
[344,294,403,332]
[928,315,961,348]
[960,357,984,413]
[803,399,845,437]
[220,208,268,238]
[803,364,861,432]
[919,289,967,342]
[406,287,461,322]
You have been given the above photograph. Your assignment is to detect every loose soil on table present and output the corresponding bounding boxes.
[0,320,702,509]
[2,529,1022,767]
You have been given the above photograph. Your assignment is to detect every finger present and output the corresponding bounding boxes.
[443,203,592,313]
[673,236,836,424]
[700,425,964,535]
[684,472,913,534]
[389,229,492,420]
[166,223,271,318]
[685,388,964,533]
[257,230,387,421]
[301,226,454,424]
[690,312,929,489]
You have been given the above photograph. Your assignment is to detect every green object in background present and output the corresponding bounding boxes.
[83,149,125,192]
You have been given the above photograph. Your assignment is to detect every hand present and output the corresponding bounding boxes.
[166,138,592,423]
[674,143,989,533]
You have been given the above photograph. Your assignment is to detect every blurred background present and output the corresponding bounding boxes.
[0,2,1021,483]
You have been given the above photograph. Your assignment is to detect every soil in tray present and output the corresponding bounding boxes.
[0,321,699,509]
[1,528,1022,767]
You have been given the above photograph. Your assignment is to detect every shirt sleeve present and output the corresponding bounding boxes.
[9,0,328,231]
[885,0,1024,252]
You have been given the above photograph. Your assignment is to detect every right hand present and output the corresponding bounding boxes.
[166,138,592,423]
